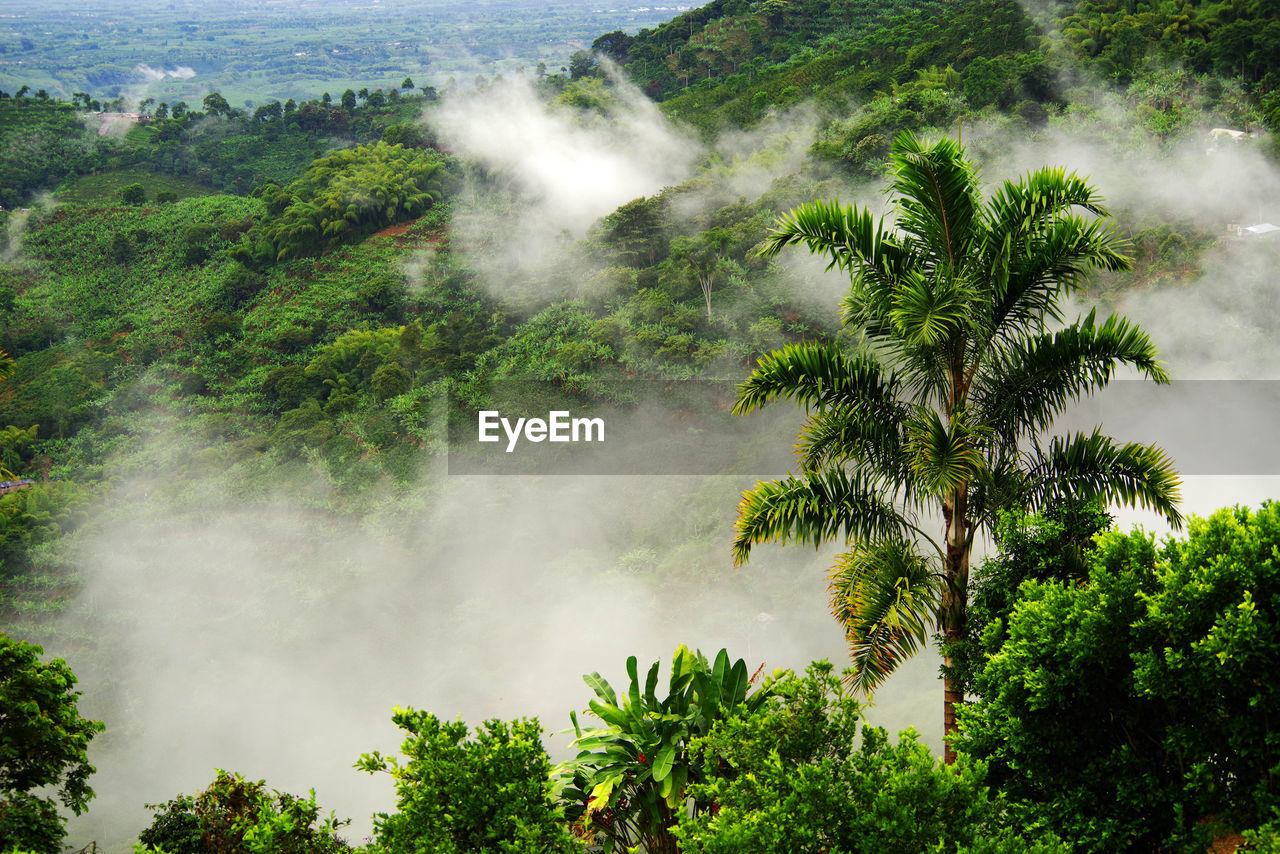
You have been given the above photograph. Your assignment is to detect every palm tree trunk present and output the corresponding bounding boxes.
[941,489,970,765]
[942,629,964,765]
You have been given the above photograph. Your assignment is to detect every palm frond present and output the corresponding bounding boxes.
[990,214,1131,336]
[983,165,1111,240]
[829,539,940,693]
[732,469,910,565]
[889,268,978,349]
[1027,429,1183,528]
[904,407,988,495]
[795,406,908,479]
[888,132,981,268]
[757,198,903,277]
[976,308,1170,442]
[733,342,901,415]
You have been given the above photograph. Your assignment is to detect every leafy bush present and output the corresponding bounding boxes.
[356,710,577,854]
[0,480,91,571]
[137,770,351,854]
[673,661,1062,854]
[955,503,1280,850]
[557,646,772,854]
[217,265,266,309]
[120,183,146,205]
[369,361,411,400]
[0,793,63,854]
[202,312,241,341]
[182,224,215,266]
[946,499,1111,696]
[110,231,134,263]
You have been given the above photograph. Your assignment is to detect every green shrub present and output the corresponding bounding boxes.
[110,231,134,263]
[137,771,350,854]
[262,365,311,408]
[356,711,577,854]
[558,647,772,853]
[356,275,404,320]
[272,326,313,353]
[672,661,1067,854]
[369,361,411,400]
[182,224,215,266]
[271,401,334,453]
[955,503,1280,851]
[217,265,266,308]
[202,312,241,341]
[0,794,63,854]
[178,372,208,396]
[119,182,146,205]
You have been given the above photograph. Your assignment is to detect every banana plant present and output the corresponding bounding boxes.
[556,645,771,854]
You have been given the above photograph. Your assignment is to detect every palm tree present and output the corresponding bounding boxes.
[731,132,1182,762]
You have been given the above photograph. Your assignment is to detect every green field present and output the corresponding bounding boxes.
[55,168,217,204]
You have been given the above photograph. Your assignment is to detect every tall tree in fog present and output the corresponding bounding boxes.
[732,132,1181,762]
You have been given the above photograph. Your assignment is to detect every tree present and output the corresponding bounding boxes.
[252,101,282,122]
[238,142,447,263]
[600,195,670,266]
[340,89,356,111]
[954,503,1280,850]
[119,182,146,205]
[592,30,634,63]
[673,662,1067,854]
[569,50,598,80]
[138,770,351,854]
[670,229,732,321]
[202,91,230,116]
[366,89,386,108]
[950,498,1111,697]
[356,711,577,854]
[0,634,105,853]
[732,132,1181,761]
[401,76,414,89]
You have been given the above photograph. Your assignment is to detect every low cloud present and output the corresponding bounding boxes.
[135,64,197,82]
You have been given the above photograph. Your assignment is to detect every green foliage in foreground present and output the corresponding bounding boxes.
[558,646,772,854]
[947,499,1113,696]
[673,661,1067,854]
[137,770,351,854]
[0,633,104,854]
[356,710,577,854]
[955,502,1280,851]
